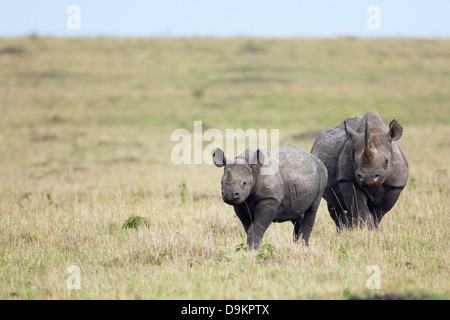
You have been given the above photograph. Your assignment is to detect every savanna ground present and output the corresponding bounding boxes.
[0,37,448,299]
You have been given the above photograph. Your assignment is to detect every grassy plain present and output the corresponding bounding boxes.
[0,37,448,299]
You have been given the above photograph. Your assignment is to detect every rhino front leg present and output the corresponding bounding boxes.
[373,186,404,225]
[246,199,278,250]
[338,181,375,229]
[233,203,254,234]
[325,189,349,230]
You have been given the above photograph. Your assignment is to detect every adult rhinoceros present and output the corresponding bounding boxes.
[311,110,408,230]
[213,144,327,249]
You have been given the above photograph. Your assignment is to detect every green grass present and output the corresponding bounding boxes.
[0,36,449,299]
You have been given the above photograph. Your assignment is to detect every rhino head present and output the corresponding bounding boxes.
[344,113,403,188]
[212,148,263,205]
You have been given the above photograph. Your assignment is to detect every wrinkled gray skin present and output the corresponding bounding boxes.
[311,110,409,230]
[213,144,327,249]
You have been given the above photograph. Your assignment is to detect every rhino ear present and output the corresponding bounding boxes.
[388,119,403,141]
[344,121,359,142]
[212,148,226,167]
[249,149,265,168]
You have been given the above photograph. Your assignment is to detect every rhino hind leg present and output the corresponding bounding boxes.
[293,219,312,246]
[293,212,315,246]
[292,219,303,243]
[293,196,322,246]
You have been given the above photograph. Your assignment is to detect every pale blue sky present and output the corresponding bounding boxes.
[0,0,449,37]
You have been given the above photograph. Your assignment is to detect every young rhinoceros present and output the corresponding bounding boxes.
[213,144,327,249]
[311,110,408,230]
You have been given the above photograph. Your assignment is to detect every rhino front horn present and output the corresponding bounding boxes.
[363,116,374,163]
[226,168,234,183]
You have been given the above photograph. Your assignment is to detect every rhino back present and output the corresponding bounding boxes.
[279,144,324,187]
[312,122,346,181]
[275,144,326,216]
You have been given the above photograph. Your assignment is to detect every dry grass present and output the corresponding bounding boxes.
[0,37,448,299]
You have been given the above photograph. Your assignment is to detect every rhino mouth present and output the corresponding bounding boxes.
[223,197,245,205]
[222,192,245,205]
[357,174,381,187]
[362,181,377,187]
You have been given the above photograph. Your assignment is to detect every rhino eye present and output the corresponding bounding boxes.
[384,158,389,168]
[353,162,358,170]
[241,181,247,187]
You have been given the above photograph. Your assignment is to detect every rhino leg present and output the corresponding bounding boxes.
[326,189,349,230]
[327,202,349,231]
[292,219,302,243]
[338,181,375,229]
[246,199,278,250]
[372,186,404,226]
[233,203,254,234]
[293,195,321,246]
[293,215,314,246]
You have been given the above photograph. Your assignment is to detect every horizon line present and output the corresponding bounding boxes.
[2,33,450,40]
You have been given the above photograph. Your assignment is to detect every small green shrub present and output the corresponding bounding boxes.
[179,182,188,204]
[122,214,150,230]
[255,243,274,261]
